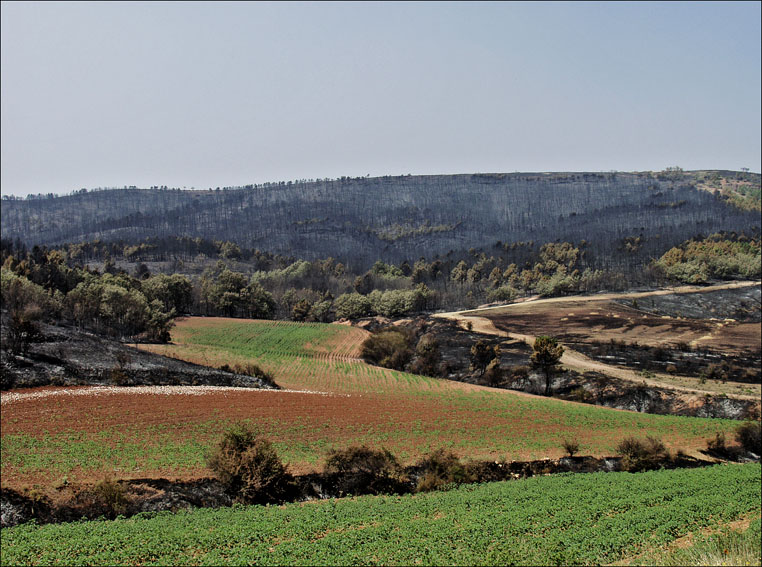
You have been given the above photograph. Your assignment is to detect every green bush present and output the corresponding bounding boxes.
[324,446,405,496]
[360,329,413,370]
[414,449,473,492]
[616,436,669,472]
[207,423,291,504]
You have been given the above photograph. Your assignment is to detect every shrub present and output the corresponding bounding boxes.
[324,446,404,496]
[616,436,669,472]
[562,439,580,457]
[487,285,518,303]
[409,333,442,377]
[207,422,291,504]
[93,477,129,518]
[233,362,275,384]
[1,362,17,390]
[414,449,472,492]
[360,329,413,370]
[506,365,530,387]
[482,358,504,387]
[735,420,761,455]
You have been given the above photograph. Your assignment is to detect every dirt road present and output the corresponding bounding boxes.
[433,280,761,400]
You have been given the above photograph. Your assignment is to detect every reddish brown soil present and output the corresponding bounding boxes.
[4,301,745,491]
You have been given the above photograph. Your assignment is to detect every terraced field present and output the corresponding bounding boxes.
[2,317,743,491]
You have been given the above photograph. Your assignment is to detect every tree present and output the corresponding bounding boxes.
[450,261,468,286]
[470,340,500,376]
[292,298,312,321]
[531,336,564,396]
[242,280,276,319]
[410,333,441,377]
[335,292,372,319]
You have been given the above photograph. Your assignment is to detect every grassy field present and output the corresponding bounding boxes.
[2,464,759,566]
[2,317,745,488]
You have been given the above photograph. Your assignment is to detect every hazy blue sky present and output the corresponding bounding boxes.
[1,1,760,196]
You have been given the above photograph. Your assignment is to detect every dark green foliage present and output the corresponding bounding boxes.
[200,264,276,319]
[469,340,500,376]
[616,436,669,472]
[207,423,292,504]
[531,336,564,396]
[291,299,312,321]
[334,292,372,320]
[409,333,442,377]
[654,234,761,283]
[92,478,129,519]
[323,446,404,496]
[141,273,193,314]
[360,329,413,370]
[414,449,474,492]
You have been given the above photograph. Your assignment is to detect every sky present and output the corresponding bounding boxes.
[1,1,760,197]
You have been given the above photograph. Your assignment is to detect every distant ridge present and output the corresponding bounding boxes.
[2,171,759,269]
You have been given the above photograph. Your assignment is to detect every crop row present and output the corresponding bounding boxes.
[2,463,759,566]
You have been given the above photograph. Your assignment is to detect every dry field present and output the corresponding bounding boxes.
[470,281,761,354]
[437,281,761,399]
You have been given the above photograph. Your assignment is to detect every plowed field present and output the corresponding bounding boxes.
[1,318,740,491]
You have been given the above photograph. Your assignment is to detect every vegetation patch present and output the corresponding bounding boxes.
[2,464,759,566]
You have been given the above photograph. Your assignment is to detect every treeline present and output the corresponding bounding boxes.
[1,237,627,322]
[1,251,182,346]
[3,231,759,346]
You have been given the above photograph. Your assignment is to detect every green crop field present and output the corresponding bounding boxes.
[2,464,759,566]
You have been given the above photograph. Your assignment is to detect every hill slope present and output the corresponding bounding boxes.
[3,171,759,269]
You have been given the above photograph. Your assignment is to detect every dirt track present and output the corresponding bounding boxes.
[434,281,761,401]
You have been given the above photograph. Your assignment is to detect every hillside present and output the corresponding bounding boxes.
[3,171,759,270]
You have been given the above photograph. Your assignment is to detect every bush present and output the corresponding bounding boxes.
[207,423,291,504]
[735,420,761,455]
[93,477,129,518]
[409,333,442,377]
[75,477,130,520]
[360,329,413,370]
[414,449,473,492]
[324,446,404,496]
[233,363,274,384]
[616,436,669,472]
[562,439,580,457]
